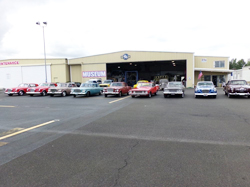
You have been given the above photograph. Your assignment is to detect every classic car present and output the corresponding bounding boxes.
[26,83,57,96]
[163,81,185,98]
[47,83,76,97]
[133,80,149,88]
[129,82,158,98]
[99,80,113,87]
[103,82,131,97]
[224,80,250,98]
[195,81,217,98]
[5,83,38,96]
[159,79,169,90]
[71,83,103,97]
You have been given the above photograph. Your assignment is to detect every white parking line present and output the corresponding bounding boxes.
[109,96,130,104]
[0,120,59,141]
[0,105,15,108]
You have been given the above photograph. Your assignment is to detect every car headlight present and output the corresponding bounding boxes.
[178,90,182,92]
[57,89,61,92]
[213,88,217,92]
[165,89,169,92]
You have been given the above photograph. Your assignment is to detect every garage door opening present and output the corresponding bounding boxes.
[107,60,186,87]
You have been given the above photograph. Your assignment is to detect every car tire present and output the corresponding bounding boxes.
[8,94,13,96]
[148,92,152,98]
[118,92,122,97]
[30,94,33,97]
[86,91,90,97]
[248,95,250,98]
[73,94,76,98]
[195,95,198,98]
[62,91,67,97]
[42,91,47,96]
[18,90,24,96]
[104,94,107,97]
[131,95,135,98]
[214,95,217,98]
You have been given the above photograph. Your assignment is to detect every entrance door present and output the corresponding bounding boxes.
[125,71,138,87]
[212,76,217,87]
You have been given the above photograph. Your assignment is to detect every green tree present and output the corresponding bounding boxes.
[246,61,250,66]
[229,59,246,69]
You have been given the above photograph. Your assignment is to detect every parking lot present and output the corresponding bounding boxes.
[0,88,250,186]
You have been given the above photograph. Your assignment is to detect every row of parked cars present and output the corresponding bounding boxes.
[3,79,250,99]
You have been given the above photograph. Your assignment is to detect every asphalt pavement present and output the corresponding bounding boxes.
[0,89,250,187]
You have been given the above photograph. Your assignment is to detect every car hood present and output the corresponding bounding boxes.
[131,87,152,91]
[106,86,123,89]
[197,86,214,89]
[166,86,183,89]
[229,85,249,88]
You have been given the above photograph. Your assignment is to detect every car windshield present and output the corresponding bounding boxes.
[57,83,67,87]
[80,83,95,87]
[230,80,247,85]
[103,80,112,84]
[198,82,213,86]
[111,83,123,87]
[137,83,152,87]
[39,83,49,87]
[18,83,29,87]
[159,79,168,83]
[168,82,182,87]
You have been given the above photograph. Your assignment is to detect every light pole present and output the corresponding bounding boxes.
[36,21,47,83]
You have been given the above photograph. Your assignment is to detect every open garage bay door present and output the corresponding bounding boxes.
[0,65,51,89]
[107,60,186,87]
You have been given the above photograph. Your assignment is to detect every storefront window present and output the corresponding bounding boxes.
[204,75,211,81]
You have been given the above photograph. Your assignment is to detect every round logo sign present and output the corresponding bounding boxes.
[121,53,131,60]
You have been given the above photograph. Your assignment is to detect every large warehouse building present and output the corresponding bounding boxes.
[0,51,232,89]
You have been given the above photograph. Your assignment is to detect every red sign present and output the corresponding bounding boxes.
[0,61,19,66]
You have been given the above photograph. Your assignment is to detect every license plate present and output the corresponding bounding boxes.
[204,94,208,96]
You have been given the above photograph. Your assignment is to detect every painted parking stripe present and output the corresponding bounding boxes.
[0,120,59,141]
[109,96,130,104]
[0,105,15,108]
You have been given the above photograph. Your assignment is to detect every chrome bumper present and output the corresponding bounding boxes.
[164,91,183,95]
[229,92,250,96]
[195,93,217,96]
[104,92,119,95]
[26,92,42,95]
[47,92,62,95]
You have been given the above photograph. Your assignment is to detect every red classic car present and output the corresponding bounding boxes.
[5,83,38,96]
[26,83,57,96]
[129,82,158,98]
[103,82,131,97]
[224,80,250,98]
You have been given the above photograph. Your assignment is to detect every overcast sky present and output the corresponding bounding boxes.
[0,0,249,62]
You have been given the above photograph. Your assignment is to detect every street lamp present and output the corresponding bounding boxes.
[36,21,48,83]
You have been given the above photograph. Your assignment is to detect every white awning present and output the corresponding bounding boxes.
[194,68,233,73]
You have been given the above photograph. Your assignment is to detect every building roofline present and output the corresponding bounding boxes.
[0,58,67,61]
[195,55,230,58]
[70,50,195,60]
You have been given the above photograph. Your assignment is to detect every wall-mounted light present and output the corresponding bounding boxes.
[135,64,137,66]
[130,63,132,65]
[172,61,175,62]
[118,66,120,68]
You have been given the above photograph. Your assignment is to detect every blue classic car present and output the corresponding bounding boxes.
[195,81,217,98]
[70,83,103,97]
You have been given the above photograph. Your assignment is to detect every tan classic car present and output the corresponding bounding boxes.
[47,83,76,97]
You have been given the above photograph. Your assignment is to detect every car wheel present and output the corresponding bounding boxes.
[50,94,54,97]
[248,95,250,98]
[127,92,129,95]
[86,91,90,97]
[18,90,24,96]
[30,94,33,97]
[131,95,135,98]
[8,94,13,96]
[195,95,198,98]
[104,94,107,97]
[42,91,47,96]
[62,91,67,97]
[73,94,76,98]
[118,92,122,97]
[148,92,152,98]
[214,95,217,98]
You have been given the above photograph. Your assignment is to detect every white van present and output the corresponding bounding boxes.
[86,78,102,84]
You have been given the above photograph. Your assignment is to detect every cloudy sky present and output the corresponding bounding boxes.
[0,0,249,62]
